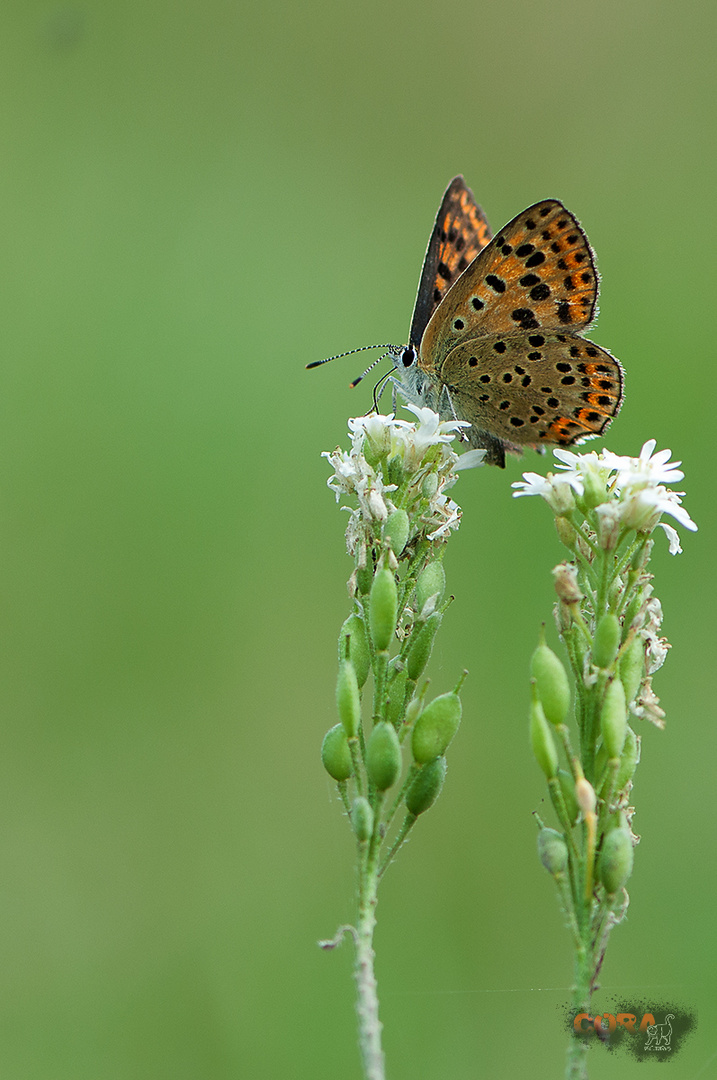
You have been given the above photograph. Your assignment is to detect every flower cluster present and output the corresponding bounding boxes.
[513,440,697,554]
[324,406,483,587]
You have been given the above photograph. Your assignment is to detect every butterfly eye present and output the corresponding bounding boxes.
[401,347,415,367]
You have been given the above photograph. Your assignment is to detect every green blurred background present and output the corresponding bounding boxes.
[0,2,713,1077]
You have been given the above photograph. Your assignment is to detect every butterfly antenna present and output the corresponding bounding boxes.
[349,351,392,389]
[306,344,391,370]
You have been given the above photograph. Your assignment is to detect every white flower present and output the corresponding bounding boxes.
[632,678,666,728]
[657,522,682,555]
[397,404,473,470]
[455,448,487,470]
[427,493,462,539]
[602,440,685,489]
[402,403,470,443]
[620,484,697,536]
[512,470,579,514]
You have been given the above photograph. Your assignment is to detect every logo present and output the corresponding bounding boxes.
[567,1001,696,1061]
[644,1012,674,1051]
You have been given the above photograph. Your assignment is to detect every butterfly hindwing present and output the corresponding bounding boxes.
[438,332,624,446]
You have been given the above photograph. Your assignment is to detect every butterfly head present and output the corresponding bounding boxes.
[387,343,438,412]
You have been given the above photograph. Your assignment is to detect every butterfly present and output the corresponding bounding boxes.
[388,176,624,467]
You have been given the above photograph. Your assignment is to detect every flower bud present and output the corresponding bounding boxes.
[369,567,398,652]
[362,421,391,465]
[537,827,569,876]
[553,562,583,605]
[321,724,353,781]
[385,663,408,727]
[530,693,558,778]
[614,726,640,792]
[405,756,447,816]
[600,677,627,759]
[555,515,578,551]
[620,634,645,704]
[531,636,570,725]
[366,722,401,791]
[406,612,442,681]
[575,776,596,817]
[592,613,621,669]
[415,560,446,612]
[421,471,438,498]
[351,797,374,842]
[339,613,370,688]
[383,509,410,556]
[582,469,607,509]
[412,691,462,764]
[597,827,634,895]
[336,659,361,737]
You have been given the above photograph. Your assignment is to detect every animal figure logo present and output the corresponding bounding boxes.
[644,1013,674,1050]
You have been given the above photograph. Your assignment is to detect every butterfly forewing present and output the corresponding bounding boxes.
[419,201,599,371]
[409,176,493,350]
[439,332,624,446]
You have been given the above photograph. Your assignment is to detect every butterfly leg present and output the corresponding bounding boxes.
[441,385,470,443]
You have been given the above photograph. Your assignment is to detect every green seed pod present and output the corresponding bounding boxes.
[557,768,579,826]
[630,539,652,571]
[366,722,401,791]
[351,797,374,843]
[421,471,438,499]
[537,827,569,876]
[595,739,609,785]
[530,694,559,778]
[405,756,447,816]
[620,634,645,703]
[415,560,446,612]
[600,677,627,759]
[386,664,408,727]
[598,827,634,895]
[404,695,422,729]
[592,613,621,669]
[338,614,370,688]
[386,455,404,488]
[354,561,371,596]
[614,726,640,792]
[530,637,570,726]
[383,508,410,556]
[412,691,462,764]
[621,592,644,635]
[336,659,361,737]
[406,612,443,681]
[321,724,353,782]
[369,567,398,652]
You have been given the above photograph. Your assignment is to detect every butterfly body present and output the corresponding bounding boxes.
[391,179,624,467]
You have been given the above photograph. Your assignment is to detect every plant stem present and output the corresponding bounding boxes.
[355,843,385,1080]
[565,934,593,1080]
